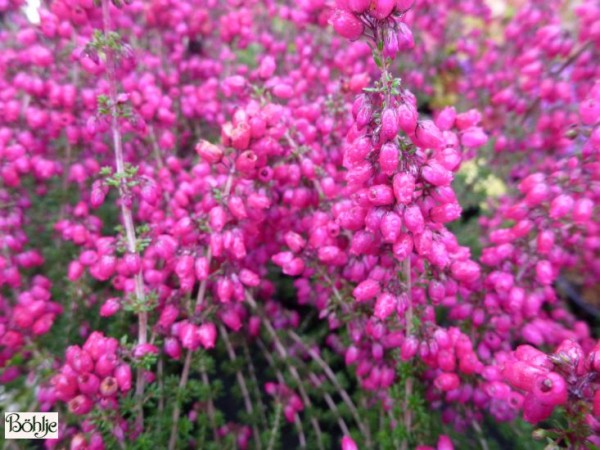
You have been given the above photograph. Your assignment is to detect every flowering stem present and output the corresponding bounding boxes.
[245,295,319,448]
[100,0,148,427]
[308,372,350,436]
[200,368,220,442]
[256,338,307,448]
[287,329,372,447]
[402,257,413,450]
[266,402,282,450]
[404,258,413,334]
[220,325,262,450]
[242,341,268,427]
[167,350,192,450]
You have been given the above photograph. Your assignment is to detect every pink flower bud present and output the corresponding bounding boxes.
[220,307,242,331]
[451,260,480,283]
[164,337,182,360]
[341,436,358,450]
[404,205,424,233]
[532,372,567,406]
[396,22,414,49]
[397,102,417,133]
[522,393,554,423]
[573,198,593,223]
[579,98,600,126]
[392,234,413,260]
[353,279,381,302]
[379,143,399,175]
[272,84,293,100]
[435,107,456,131]
[380,212,403,243]
[67,347,94,374]
[68,261,85,281]
[374,293,397,320]
[430,203,462,223]
[422,162,452,186]
[535,260,554,285]
[236,150,258,173]
[283,257,305,276]
[100,298,120,317]
[195,256,210,280]
[345,345,360,365]
[239,268,260,287]
[549,194,573,219]
[99,376,118,397]
[368,184,394,206]
[537,230,554,254]
[95,354,118,378]
[371,0,395,19]
[228,196,248,220]
[114,364,132,391]
[393,172,415,204]
[401,336,419,360]
[90,180,108,208]
[133,343,159,359]
[198,323,217,349]
[175,254,195,279]
[195,140,223,163]
[415,120,444,150]
[380,107,399,141]
[122,252,141,275]
[329,10,364,40]
[69,395,94,415]
[434,373,460,392]
[77,373,100,396]
[460,127,488,148]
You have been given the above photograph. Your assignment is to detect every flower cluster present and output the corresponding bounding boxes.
[0,0,599,449]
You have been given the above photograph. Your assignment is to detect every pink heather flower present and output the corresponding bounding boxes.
[450,260,480,283]
[397,102,418,133]
[549,194,574,219]
[379,142,399,176]
[522,394,554,423]
[368,184,395,206]
[535,260,554,285]
[421,162,452,187]
[341,436,359,450]
[573,198,593,223]
[77,373,100,396]
[164,337,182,360]
[579,98,600,126]
[195,140,224,163]
[329,10,364,40]
[434,373,460,392]
[198,323,217,349]
[374,293,397,320]
[114,364,132,391]
[403,205,425,234]
[353,279,381,302]
[380,107,399,141]
[133,343,159,359]
[380,212,403,243]
[435,107,456,131]
[99,298,120,317]
[460,127,488,148]
[415,120,444,150]
[393,173,416,204]
[532,372,567,406]
[69,395,94,415]
[371,0,396,19]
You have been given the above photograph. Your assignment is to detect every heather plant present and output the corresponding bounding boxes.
[0,0,599,449]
